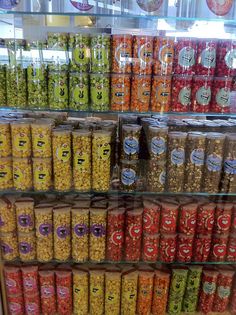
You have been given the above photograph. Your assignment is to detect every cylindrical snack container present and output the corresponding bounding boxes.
[73,268,89,315]
[91,34,111,73]
[147,125,168,162]
[56,270,72,315]
[142,233,159,262]
[6,66,27,108]
[111,73,131,112]
[193,234,212,262]
[171,75,192,112]
[0,196,16,233]
[90,73,110,111]
[18,231,36,262]
[147,160,166,192]
[121,124,141,160]
[216,40,236,76]
[196,202,215,234]
[176,234,194,262]
[89,269,105,315]
[0,157,13,190]
[121,269,138,315]
[21,265,38,296]
[13,158,32,191]
[173,38,197,74]
[143,199,161,234]
[230,275,236,313]
[48,32,68,50]
[160,202,179,233]
[11,121,31,158]
[15,198,34,233]
[152,269,170,315]
[32,158,52,191]
[0,231,18,261]
[39,270,56,315]
[31,120,52,158]
[191,75,213,112]
[211,233,229,262]
[112,34,132,73]
[211,76,232,113]
[153,36,174,75]
[179,202,197,234]
[0,121,11,157]
[151,75,171,112]
[7,294,24,315]
[213,202,232,234]
[227,233,236,262]
[105,270,121,315]
[48,70,68,110]
[70,33,90,72]
[69,72,89,111]
[159,233,177,263]
[132,35,153,75]
[198,270,219,313]
[196,39,217,75]
[4,265,22,296]
[131,74,151,112]
[221,134,236,193]
[137,269,154,315]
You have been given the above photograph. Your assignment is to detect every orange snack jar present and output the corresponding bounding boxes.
[137,269,154,315]
[112,34,132,73]
[111,74,131,111]
[153,37,174,75]
[152,269,170,315]
[131,74,151,112]
[133,35,153,75]
[151,75,171,112]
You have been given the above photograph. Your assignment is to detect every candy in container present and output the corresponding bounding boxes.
[13,158,32,191]
[191,75,213,113]
[193,234,212,262]
[39,269,56,315]
[69,72,89,111]
[174,38,197,74]
[132,35,153,75]
[0,121,11,157]
[221,134,236,193]
[211,76,232,113]
[105,269,121,315]
[53,206,71,261]
[121,124,141,160]
[24,293,40,315]
[48,32,68,50]
[112,34,132,73]
[124,208,143,262]
[21,265,38,296]
[131,74,151,112]
[32,158,52,191]
[0,157,12,191]
[166,132,187,192]
[216,40,236,77]
[106,208,125,262]
[202,132,225,193]
[121,268,138,315]
[227,234,236,262]
[171,75,192,112]
[142,233,159,262]
[18,231,36,262]
[8,294,24,315]
[151,75,171,112]
[92,130,111,192]
[176,234,194,263]
[4,265,22,296]
[137,267,154,315]
[160,201,179,234]
[0,196,16,233]
[6,66,27,108]
[153,36,174,75]
[182,266,202,312]
[159,233,177,263]
[90,74,110,111]
[196,202,215,234]
[213,202,232,234]
[211,234,229,262]
[48,70,68,110]
[111,74,131,111]
[196,39,217,75]
[73,268,89,315]
[11,121,31,158]
[15,198,34,233]
[91,34,111,73]
[212,267,235,312]
[52,129,72,192]
[31,120,52,158]
[198,269,219,313]
[147,125,168,162]
[147,160,166,192]
[152,269,170,315]
[70,33,90,72]
[143,199,160,234]
[56,270,72,315]
[0,231,18,261]
[71,206,89,262]
[179,202,197,234]
[89,208,107,262]
[120,160,139,192]
[89,268,105,315]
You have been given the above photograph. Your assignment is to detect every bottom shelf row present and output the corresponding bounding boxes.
[2,262,236,315]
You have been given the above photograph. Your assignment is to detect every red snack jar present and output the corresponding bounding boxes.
[21,265,39,296]
[196,202,215,234]
[112,34,132,73]
[211,234,229,262]
[24,294,40,315]
[160,202,179,234]
[196,39,217,75]
[211,76,232,113]
[132,35,154,75]
[106,208,125,262]
[56,270,72,315]
[213,267,235,312]
[216,40,236,77]
[213,202,233,234]
[231,206,236,233]
[176,234,194,263]
[227,234,236,262]
[198,270,219,314]
[143,199,161,234]
[151,75,171,112]
[159,233,177,263]
[153,36,174,75]
[142,233,159,262]
[39,270,56,315]
[171,75,192,112]
[4,266,22,296]
[191,75,213,113]
[193,234,212,262]
[179,202,197,235]
[111,74,131,112]
[124,208,143,262]
[131,74,151,112]
[173,38,197,75]
[8,294,24,315]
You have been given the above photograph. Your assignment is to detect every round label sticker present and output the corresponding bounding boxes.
[92,82,109,106]
[206,0,233,16]
[74,152,89,170]
[171,148,185,165]
[0,164,11,183]
[98,143,111,160]
[196,86,211,105]
[155,82,170,103]
[225,49,236,69]
[54,83,68,101]
[34,167,50,184]
[129,224,142,238]
[106,292,118,304]
[91,224,105,237]
[9,302,21,313]
[124,136,139,155]
[115,43,131,68]
[224,158,236,174]
[159,170,166,185]
[57,286,69,299]
[72,84,89,105]
[136,0,164,12]
[14,134,29,152]
[159,44,174,65]
[207,154,222,172]
[70,0,93,11]
[6,278,16,289]
[0,134,7,150]
[124,291,136,301]
[216,88,230,108]
[190,148,204,166]
[33,135,48,152]
[18,214,32,228]
[178,87,191,106]
[203,282,216,294]
[56,144,71,162]
[19,242,32,254]
[138,83,151,102]
[56,226,69,239]
[74,223,88,237]
[121,168,136,186]
[0,0,20,9]
[151,136,166,155]
[73,44,90,65]
[39,223,52,236]
[218,286,230,298]
[111,231,123,246]
[24,277,37,291]
[41,285,54,298]
[201,47,216,68]
[138,42,153,64]
[112,83,129,104]
[178,47,195,68]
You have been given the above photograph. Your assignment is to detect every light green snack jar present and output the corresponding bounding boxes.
[69,72,89,110]
[91,34,111,73]
[0,66,6,106]
[6,65,27,108]
[70,33,90,72]
[48,70,68,110]
[90,73,110,111]
[47,32,68,50]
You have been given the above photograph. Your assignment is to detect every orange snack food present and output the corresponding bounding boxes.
[151,75,171,112]
[112,34,132,73]
[111,74,131,111]
[152,269,170,315]
[153,37,174,75]
[137,269,154,315]
[131,75,151,112]
[133,36,153,75]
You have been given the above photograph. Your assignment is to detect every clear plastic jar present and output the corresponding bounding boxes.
[0,231,18,261]
[211,77,232,113]
[0,121,11,157]
[0,157,13,190]
[32,158,52,191]
[171,75,192,112]
[131,74,151,112]
[111,74,131,111]
[191,75,213,113]
[69,72,89,110]
[216,40,236,77]
[153,36,174,75]
[15,198,34,233]
[48,70,68,110]
[196,39,217,75]
[13,158,32,191]
[151,75,171,112]
[70,33,90,72]
[173,37,197,74]
[31,120,52,158]
[0,196,16,233]
[132,35,153,75]
[112,34,132,73]
[73,269,89,315]
[90,73,110,111]
[221,133,236,193]
[147,160,166,192]
[47,32,68,50]
[6,65,27,108]
[147,125,168,162]
[11,121,32,158]
[18,231,36,262]
[121,124,142,160]
[91,34,111,73]
[120,160,139,192]
[0,66,6,106]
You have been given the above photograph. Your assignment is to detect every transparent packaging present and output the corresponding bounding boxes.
[211,76,232,113]
[31,120,52,158]
[4,265,22,296]
[89,269,105,315]
[0,66,6,106]
[176,233,194,262]
[0,231,18,261]
[171,75,192,112]
[0,121,11,157]
[142,233,159,262]
[137,270,154,315]
[11,121,31,158]
[15,198,34,233]
[69,72,89,111]
[24,294,40,315]
[131,74,151,112]
[121,124,142,160]
[174,38,197,74]
[191,75,213,113]
[39,270,56,315]
[47,32,68,50]
[90,73,110,111]
[13,158,32,191]
[32,157,52,191]
[6,66,27,108]
[216,40,236,77]
[48,70,68,110]
[147,125,168,161]
[18,231,36,262]
[132,36,153,75]
[0,157,13,190]
[0,196,17,233]
[55,270,72,315]
[120,159,139,192]
[112,34,132,74]
[196,39,217,75]
[179,202,198,235]
[91,34,111,73]
[221,134,236,192]
[21,265,39,295]
[152,270,170,315]
[159,233,177,263]
[111,74,131,111]
[121,269,138,315]
[198,270,219,313]
[7,294,24,315]
[73,268,89,315]
[153,37,174,75]
[151,75,171,112]
[105,270,121,315]
[70,33,90,72]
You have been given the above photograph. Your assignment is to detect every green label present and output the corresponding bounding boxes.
[91,83,109,106]
[73,45,90,65]
[216,88,230,108]
[196,86,211,105]
[73,84,88,105]
[178,87,191,106]
[54,83,68,101]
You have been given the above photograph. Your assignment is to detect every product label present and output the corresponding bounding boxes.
[111,230,123,245]
[91,224,105,237]
[115,43,131,67]
[19,242,32,254]
[6,278,16,290]
[112,83,129,104]
[217,214,231,231]
[196,86,211,105]
[9,302,21,314]
[159,170,166,185]
[0,134,7,150]
[171,148,185,165]
[138,42,153,64]
[201,47,216,68]
[34,167,50,185]
[56,226,69,239]
[203,282,216,294]
[213,243,227,258]
[14,133,30,152]
[178,47,195,68]
[72,84,89,105]
[129,224,142,238]
[57,286,69,299]
[74,223,88,237]
[74,152,89,170]
[178,87,191,106]
[143,242,158,258]
[33,135,49,152]
[218,286,231,298]
[18,214,32,228]
[41,285,54,298]
[151,136,166,155]
[39,223,52,236]
[121,168,136,186]
[124,136,139,156]
[159,44,174,65]
[13,167,23,183]
[56,144,71,162]
[155,82,170,103]
[92,82,109,106]
[0,163,11,183]
[98,143,111,160]
[24,277,37,292]
[190,148,204,166]
[216,88,230,107]
[124,290,136,301]
[138,83,150,103]
[70,0,94,11]
[54,83,68,102]
[73,44,90,65]
[224,158,236,174]
[1,242,13,254]
[225,49,236,69]
[207,154,222,172]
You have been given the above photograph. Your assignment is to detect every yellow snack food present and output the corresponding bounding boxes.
[15,197,34,233]
[31,120,52,158]
[18,231,36,262]
[0,196,17,233]
[73,268,89,315]
[13,158,32,191]
[11,121,32,158]
[90,269,105,315]
[0,157,13,190]
[0,121,11,157]
[32,157,52,191]
[0,231,18,261]
[105,270,121,315]
[121,269,138,315]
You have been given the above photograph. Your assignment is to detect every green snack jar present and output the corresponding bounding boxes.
[182,266,202,313]
[6,65,27,108]
[70,33,90,72]
[90,73,110,111]
[47,32,68,50]
[0,66,6,106]
[69,72,89,110]
[48,70,68,110]
[91,34,111,73]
